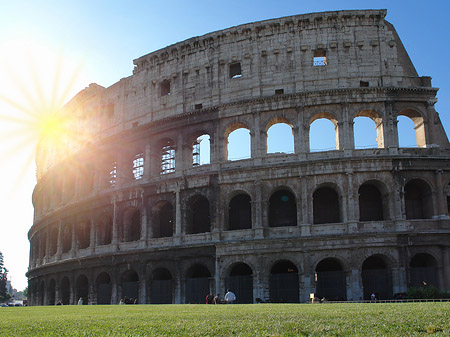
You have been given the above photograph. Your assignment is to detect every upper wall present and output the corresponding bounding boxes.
[35,9,438,179]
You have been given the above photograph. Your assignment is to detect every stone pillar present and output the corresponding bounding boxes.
[434,170,447,219]
[140,190,147,241]
[174,259,181,304]
[442,247,450,291]
[384,101,399,149]
[89,218,95,249]
[112,196,119,244]
[253,180,263,231]
[392,267,407,294]
[300,176,311,235]
[252,114,261,158]
[295,106,306,154]
[56,220,63,258]
[175,190,182,235]
[346,172,357,222]
[215,257,220,298]
[348,269,363,301]
[144,143,151,180]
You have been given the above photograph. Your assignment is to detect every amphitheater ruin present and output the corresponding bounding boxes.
[27,9,450,305]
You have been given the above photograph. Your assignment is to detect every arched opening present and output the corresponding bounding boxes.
[96,272,112,305]
[185,264,211,304]
[228,194,252,230]
[193,134,210,166]
[152,201,174,238]
[149,268,173,304]
[409,253,438,288]
[362,255,392,300]
[359,183,384,221]
[187,195,211,234]
[120,269,139,302]
[160,79,171,96]
[47,279,56,305]
[353,116,380,149]
[404,179,433,219]
[48,226,58,255]
[77,221,90,249]
[61,224,72,253]
[39,280,45,306]
[123,208,141,242]
[269,190,297,227]
[97,215,113,246]
[397,110,426,148]
[75,274,89,305]
[313,187,340,224]
[160,139,175,174]
[267,122,294,154]
[40,232,47,259]
[227,127,251,161]
[226,263,253,304]
[60,277,71,305]
[269,260,299,303]
[309,117,338,152]
[132,152,144,180]
[315,258,346,301]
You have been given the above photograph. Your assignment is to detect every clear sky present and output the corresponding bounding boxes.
[0,0,449,291]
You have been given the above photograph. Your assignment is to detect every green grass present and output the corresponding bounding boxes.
[0,303,449,336]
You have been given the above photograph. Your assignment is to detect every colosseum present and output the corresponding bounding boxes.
[27,9,450,305]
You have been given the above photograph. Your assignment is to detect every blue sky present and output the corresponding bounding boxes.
[0,0,449,290]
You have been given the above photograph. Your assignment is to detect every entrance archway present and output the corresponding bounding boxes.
[225,263,253,303]
[315,258,346,301]
[362,255,392,300]
[269,260,299,303]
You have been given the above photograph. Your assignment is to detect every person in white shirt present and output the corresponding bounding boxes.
[224,289,236,304]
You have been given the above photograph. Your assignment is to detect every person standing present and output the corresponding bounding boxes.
[224,289,236,304]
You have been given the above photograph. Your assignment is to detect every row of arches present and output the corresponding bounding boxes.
[36,105,432,216]
[31,177,445,262]
[30,252,440,305]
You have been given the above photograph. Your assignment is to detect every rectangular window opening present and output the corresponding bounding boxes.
[229,62,242,79]
[195,103,203,110]
[275,89,284,95]
[132,153,144,180]
[313,50,327,67]
[360,81,369,87]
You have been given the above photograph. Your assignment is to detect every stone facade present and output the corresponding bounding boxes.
[27,9,450,305]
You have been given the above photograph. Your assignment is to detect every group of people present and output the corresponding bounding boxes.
[206,289,236,304]
[119,296,138,305]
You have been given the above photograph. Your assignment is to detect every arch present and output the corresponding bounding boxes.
[409,253,439,287]
[97,214,113,246]
[353,111,384,149]
[185,264,211,304]
[359,183,384,221]
[315,258,346,301]
[225,263,253,304]
[96,272,112,305]
[361,255,392,300]
[309,113,338,152]
[75,274,89,305]
[398,109,426,148]
[149,268,173,304]
[313,186,340,224]
[122,207,141,242]
[269,189,297,227]
[404,179,433,219]
[266,122,294,154]
[228,193,252,230]
[60,276,71,305]
[152,201,174,238]
[193,134,210,166]
[48,226,58,255]
[39,280,45,306]
[226,124,251,161]
[47,279,56,305]
[77,221,90,249]
[132,152,144,180]
[187,195,211,234]
[269,260,299,303]
[160,138,175,174]
[61,224,72,253]
[120,269,139,303]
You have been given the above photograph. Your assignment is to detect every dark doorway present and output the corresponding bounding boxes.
[229,194,252,230]
[405,179,433,219]
[47,279,56,305]
[152,201,174,238]
[61,277,71,305]
[75,275,89,305]
[269,190,297,227]
[189,196,211,234]
[269,260,299,303]
[362,255,392,300]
[315,258,346,301]
[96,272,112,305]
[185,264,211,304]
[359,184,384,221]
[149,268,173,304]
[313,187,340,224]
[410,253,438,287]
[121,269,139,302]
[226,263,253,303]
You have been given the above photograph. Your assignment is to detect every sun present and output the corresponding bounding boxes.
[0,40,87,184]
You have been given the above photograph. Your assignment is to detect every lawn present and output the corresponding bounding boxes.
[0,303,449,336]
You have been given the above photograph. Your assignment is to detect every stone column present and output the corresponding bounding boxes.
[144,143,151,180]
[112,196,119,244]
[140,190,147,242]
[89,218,95,249]
[295,106,306,154]
[348,269,363,301]
[56,220,63,258]
[253,180,263,234]
[175,190,182,235]
[434,170,447,219]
